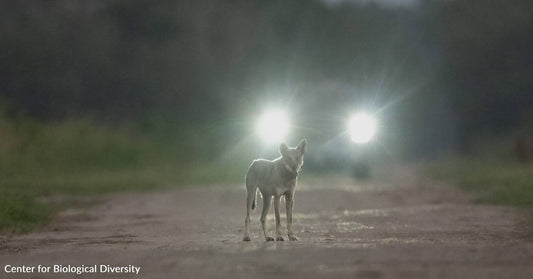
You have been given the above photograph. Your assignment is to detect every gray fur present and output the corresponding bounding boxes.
[243,139,307,241]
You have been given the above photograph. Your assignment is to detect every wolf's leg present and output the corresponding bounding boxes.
[274,196,284,241]
[243,185,257,241]
[286,193,298,241]
[260,194,274,241]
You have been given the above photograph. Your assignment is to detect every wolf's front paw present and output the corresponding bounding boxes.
[276,236,285,241]
[265,236,275,241]
[288,235,299,241]
[243,236,251,241]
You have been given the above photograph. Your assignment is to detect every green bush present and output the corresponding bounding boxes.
[0,191,49,232]
[0,117,248,232]
[429,158,533,207]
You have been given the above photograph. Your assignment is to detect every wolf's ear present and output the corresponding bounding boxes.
[279,143,289,156]
[297,139,308,154]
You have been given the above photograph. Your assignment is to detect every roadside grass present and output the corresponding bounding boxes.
[0,117,246,232]
[427,158,533,207]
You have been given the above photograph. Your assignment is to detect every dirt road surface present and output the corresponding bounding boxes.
[1,167,533,279]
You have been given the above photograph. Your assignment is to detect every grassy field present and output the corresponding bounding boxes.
[0,117,248,232]
[428,157,533,207]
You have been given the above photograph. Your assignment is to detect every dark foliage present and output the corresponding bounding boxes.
[2,0,532,157]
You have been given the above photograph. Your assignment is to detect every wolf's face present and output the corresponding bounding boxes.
[279,139,307,174]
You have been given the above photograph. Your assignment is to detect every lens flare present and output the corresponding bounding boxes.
[348,113,377,144]
[257,110,289,144]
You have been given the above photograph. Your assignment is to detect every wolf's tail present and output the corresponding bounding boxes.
[251,189,257,210]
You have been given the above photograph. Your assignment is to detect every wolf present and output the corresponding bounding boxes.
[243,139,307,241]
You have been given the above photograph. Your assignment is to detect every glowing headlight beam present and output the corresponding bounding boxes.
[348,113,377,144]
[257,110,289,144]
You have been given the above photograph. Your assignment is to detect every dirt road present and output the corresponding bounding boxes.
[1,168,533,279]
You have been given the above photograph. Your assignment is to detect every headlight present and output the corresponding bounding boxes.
[348,113,377,144]
[257,110,289,144]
